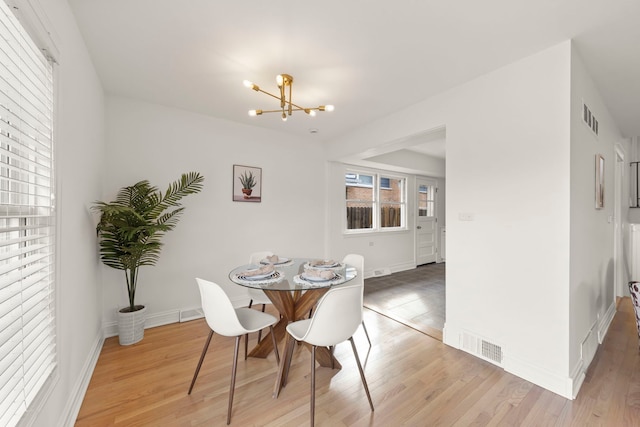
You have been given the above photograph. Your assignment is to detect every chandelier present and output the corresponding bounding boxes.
[243,73,334,121]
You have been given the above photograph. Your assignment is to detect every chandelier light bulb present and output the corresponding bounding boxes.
[244,73,333,121]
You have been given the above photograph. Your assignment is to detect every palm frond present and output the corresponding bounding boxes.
[93,172,204,310]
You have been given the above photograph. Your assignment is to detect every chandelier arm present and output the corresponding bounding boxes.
[256,107,316,114]
[245,74,332,118]
[255,88,284,103]
[285,100,307,111]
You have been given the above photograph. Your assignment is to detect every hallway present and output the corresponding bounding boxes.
[363,262,445,340]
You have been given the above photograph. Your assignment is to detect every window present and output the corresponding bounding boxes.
[418,183,435,217]
[379,176,404,228]
[345,173,374,230]
[0,2,56,426]
[345,171,406,232]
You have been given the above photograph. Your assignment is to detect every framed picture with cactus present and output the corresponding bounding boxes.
[233,164,262,202]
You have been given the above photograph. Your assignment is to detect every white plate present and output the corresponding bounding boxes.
[260,257,290,265]
[307,261,342,269]
[239,269,274,280]
[301,272,336,282]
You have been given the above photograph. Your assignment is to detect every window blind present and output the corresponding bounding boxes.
[0,1,56,426]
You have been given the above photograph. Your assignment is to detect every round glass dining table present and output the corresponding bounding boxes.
[229,257,356,397]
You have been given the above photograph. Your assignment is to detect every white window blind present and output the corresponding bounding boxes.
[0,1,56,426]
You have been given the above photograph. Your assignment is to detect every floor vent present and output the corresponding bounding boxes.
[462,332,503,366]
[180,308,204,322]
[372,267,391,277]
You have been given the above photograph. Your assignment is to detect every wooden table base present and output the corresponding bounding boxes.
[245,288,341,397]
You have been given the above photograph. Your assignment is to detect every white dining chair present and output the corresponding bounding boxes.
[188,278,280,425]
[342,253,372,347]
[285,284,374,426]
[248,251,276,338]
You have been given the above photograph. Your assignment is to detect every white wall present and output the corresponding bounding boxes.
[363,149,446,178]
[326,161,446,276]
[326,41,610,398]
[568,46,627,387]
[27,1,106,426]
[102,96,327,328]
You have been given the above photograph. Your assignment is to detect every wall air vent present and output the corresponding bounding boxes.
[461,332,504,366]
[180,308,204,322]
[582,101,599,136]
[372,268,391,277]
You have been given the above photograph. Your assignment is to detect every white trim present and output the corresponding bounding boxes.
[443,324,575,399]
[597,300,617,343]
[56,334,104,427]
[102,309,182,338]
[570,359,586,399]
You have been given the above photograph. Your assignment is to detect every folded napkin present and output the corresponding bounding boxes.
[240,264,275,277]
[310,259,336,267]
[303,268,336,280]
[266,254,280,263]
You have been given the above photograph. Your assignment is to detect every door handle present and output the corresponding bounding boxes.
[417,226,422,229]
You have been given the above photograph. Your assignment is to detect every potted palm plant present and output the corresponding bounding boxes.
[239,170,256,198]
[93,172,204,345]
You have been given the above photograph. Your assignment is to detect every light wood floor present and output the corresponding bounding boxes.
[76,298,640,426]
[364,262,445,341]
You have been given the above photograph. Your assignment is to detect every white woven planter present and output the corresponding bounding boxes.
[117,305,147,345]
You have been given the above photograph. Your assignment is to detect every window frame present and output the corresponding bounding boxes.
[0,2,59,426]
[344,168,407,234]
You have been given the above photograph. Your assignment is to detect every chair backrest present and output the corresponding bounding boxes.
[342,253,364,287]
[196,278,247,337]
[216,279,252,309]
[300,285,363,347]
[249,251,274,265]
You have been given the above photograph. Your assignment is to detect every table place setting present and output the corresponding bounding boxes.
[294,265,344,287]
[259,254,294,266]
[304,259,344,269]
[232,263,284,285]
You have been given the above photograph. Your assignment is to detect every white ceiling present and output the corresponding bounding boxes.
[68,0,640,152]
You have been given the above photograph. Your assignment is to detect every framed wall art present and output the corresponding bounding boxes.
[233,164,262,202]
[595,154,604,209]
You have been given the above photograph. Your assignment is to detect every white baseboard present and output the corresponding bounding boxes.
[57,332,104,427]
[102,309,181,338]
[598,301,616,343]
[443,323,574,399]
[570,359,586,399]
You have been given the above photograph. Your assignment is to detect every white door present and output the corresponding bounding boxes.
[416,178,437,265]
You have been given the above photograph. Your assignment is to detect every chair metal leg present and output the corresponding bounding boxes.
[311,345,316,427]
[188,329,214,394]
[330,345,335,369]
[270,325,280,364]
[244,334,249,360]
[258,304,266,342]
[227,336,241,425]
[283,334,296,388]
[361,321,372,347]
[349,337,374,412]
